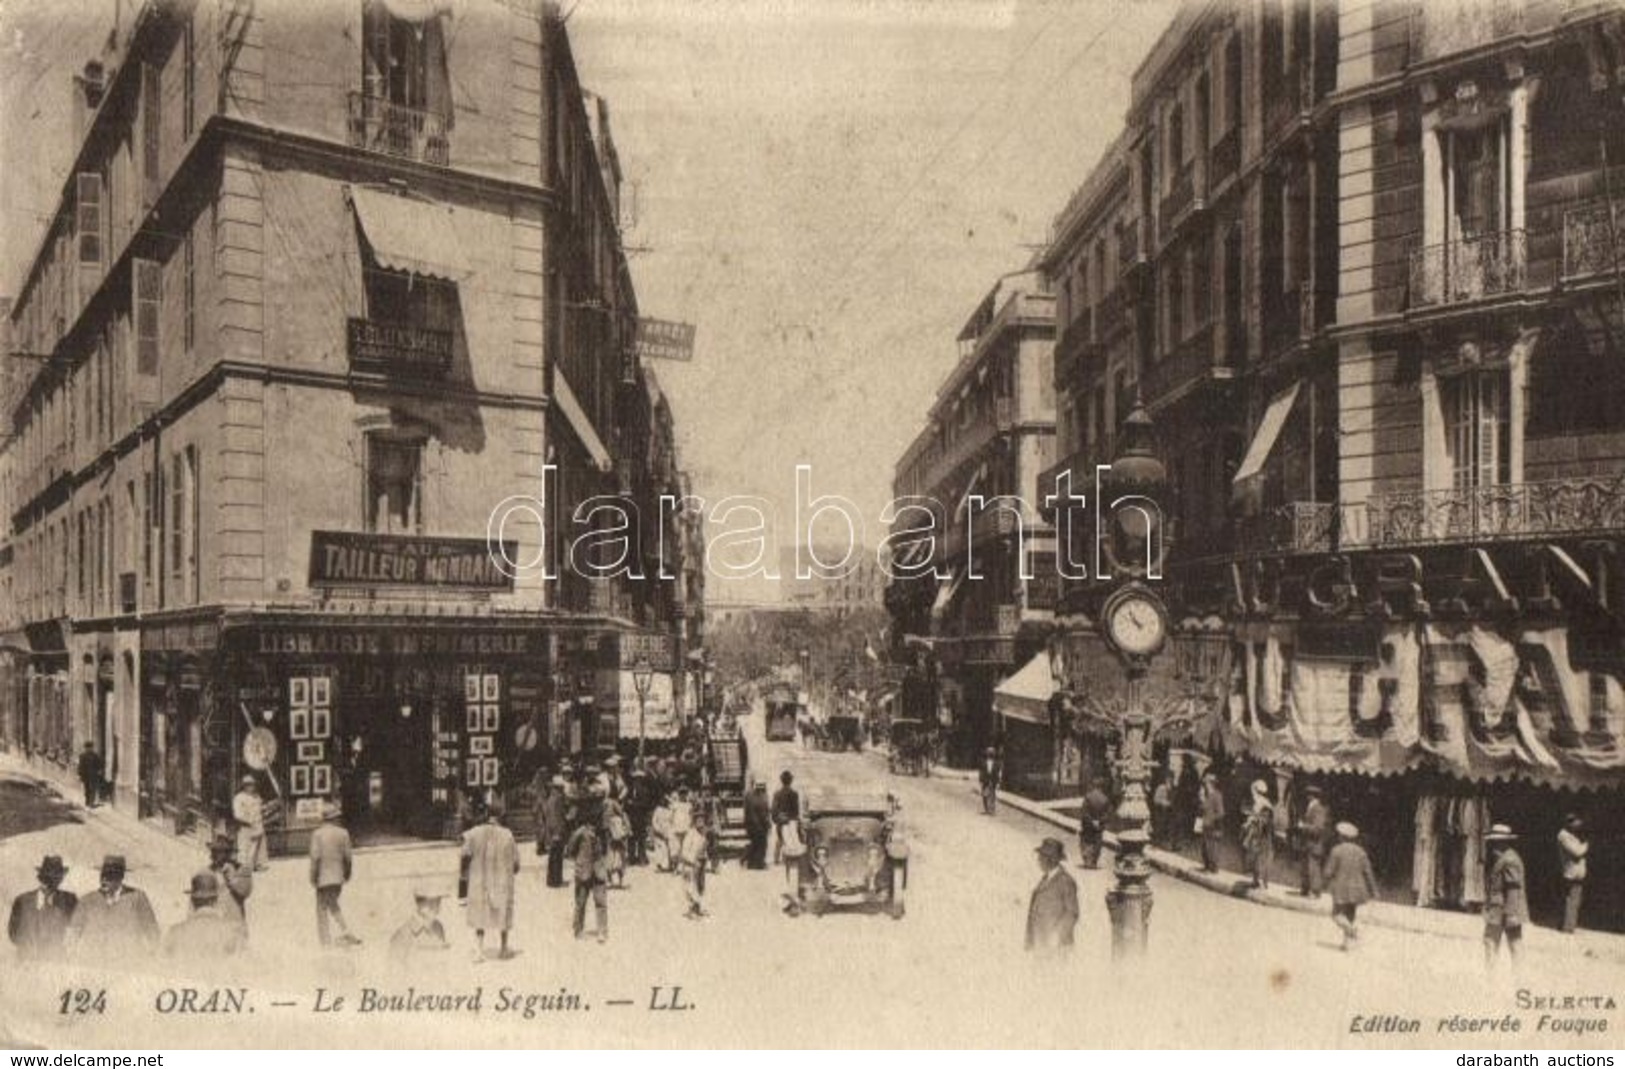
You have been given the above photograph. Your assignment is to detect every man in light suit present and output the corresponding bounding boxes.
[1025,837,1079,956]
[310,802,360,948]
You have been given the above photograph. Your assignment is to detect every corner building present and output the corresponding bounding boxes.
[2,0,697,851]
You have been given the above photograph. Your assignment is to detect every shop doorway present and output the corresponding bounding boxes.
[343,663,436,843]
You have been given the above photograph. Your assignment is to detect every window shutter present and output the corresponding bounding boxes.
[142,64,161,208]
[76,173,103,264]
[133,259,161,376]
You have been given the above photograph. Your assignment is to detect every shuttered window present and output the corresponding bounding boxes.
[76,174,103,264]
[134,259,161,375]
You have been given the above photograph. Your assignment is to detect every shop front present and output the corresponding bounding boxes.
[220,616,558,854]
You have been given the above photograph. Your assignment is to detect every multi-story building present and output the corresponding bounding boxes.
[1040,0,1625,932]
[780,543,886,613]
[885,269,1057,768]
[0,0,698,850]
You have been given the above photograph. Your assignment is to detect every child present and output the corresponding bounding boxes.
[604,796,630,889]
[650,796,674,873]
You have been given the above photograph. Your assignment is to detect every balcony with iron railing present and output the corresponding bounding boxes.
[1413,0,1526,63]
[347,92,451,167]
[1361,473,1625,547]
[1563,199,1625,282]
[1236,501,1338,556]
[1143,322,1218,404]
[346,317,454,376]
[1408,229,1528,309]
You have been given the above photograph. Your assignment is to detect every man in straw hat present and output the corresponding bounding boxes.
[67,855,160,960]
[309,801,360,948]
[232,773,268,873]
[163,871,243,960]
[1025,837,1079,955]
[7,855,78,960]
[1483,823,1526,969]
[390,883,451,963]
[1321,822,1376,950]
[1557,814,1589,934]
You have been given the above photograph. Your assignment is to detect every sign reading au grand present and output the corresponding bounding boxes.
[309,531,516,590]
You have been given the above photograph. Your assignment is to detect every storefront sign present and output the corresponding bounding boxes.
[633,317,696,362]
[308,531,515,591]
[253,628,539,657]
[613,632,677,671]
[601,670,678,740]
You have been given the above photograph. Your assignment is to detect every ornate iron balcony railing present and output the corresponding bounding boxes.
[348,92,451,166]
[1563,199,1625,281]
[1409,229,1527,308]
[1366,474,1625,547]
[1238,501,1337,555]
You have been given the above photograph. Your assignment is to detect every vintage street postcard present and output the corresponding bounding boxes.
[1,0,1623,1051]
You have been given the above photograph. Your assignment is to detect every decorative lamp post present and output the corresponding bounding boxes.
[1049,400,1199,959]
[632,654,654,759]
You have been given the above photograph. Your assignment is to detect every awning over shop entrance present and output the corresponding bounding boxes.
[348,186,473,281]
[1232,381,1301,484]
[552,370,614,472]
[993,651,1055,725]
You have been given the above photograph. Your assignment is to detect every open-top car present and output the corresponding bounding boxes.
[782,789,907,919]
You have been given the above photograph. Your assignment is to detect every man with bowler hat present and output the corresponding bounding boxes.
[67,855,160,959]
[163,872,242,960]
[8,855,77,960]
[1025,837,1079,955]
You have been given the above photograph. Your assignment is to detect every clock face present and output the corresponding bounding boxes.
[1107,592,1166,656]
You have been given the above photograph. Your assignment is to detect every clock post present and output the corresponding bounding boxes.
[1056,400,1172,960]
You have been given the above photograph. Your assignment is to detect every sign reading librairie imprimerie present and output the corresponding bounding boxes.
[308,531,515,590]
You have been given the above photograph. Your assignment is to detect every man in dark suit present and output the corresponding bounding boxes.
[770,770,801,864]
[77,743,104,808]
[7,855,78,961]
[67,855,159,960]
[1025,837,1079,956]
[743,781,771,870]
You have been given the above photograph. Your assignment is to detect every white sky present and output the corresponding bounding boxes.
[0,0,1180,601]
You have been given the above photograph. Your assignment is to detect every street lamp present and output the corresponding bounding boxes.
[632,654,654,759]
[1049,400,1198,960]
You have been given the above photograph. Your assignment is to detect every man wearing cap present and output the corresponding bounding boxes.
[1025,838,1079,956]
[390,884,451,963]
[163,872,243,960]
[771,770,801,865]
[1321,822,1376,950]
[462,799,520,962]
[1557,814,1589,934]
[743,780,771,870]
[1483,824,1526,969]
[1296,785,1330,899]
[67,855,160,960]
[8,855,78,961]
[232,774,268,873]
[310,803,360,948]
[207,835,253,941]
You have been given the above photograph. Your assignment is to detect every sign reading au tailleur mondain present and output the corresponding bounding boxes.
[308,531,516,591]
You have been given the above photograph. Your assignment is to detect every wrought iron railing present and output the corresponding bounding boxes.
[1365,474,1625,547]
[347,317,454,376]
[1238,501,1337,555]
[1408,229,1527,308]
[1563,199,1625,281]
[347,92,451,166]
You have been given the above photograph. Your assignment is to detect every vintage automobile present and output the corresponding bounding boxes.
[782,789,907,919]
[886,718,931,776]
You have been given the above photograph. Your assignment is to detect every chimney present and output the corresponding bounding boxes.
[72,60,107,143]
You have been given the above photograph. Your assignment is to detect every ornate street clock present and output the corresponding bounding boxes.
[1101,583,1168,662]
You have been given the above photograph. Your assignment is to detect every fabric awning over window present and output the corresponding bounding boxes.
[1232,381,1302,484]
[349,187,473,281]
[993,651,1056,725]
[931,567,966,618]
[553,371,613,473]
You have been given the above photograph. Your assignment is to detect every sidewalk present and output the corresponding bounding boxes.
[992,784,1625,967]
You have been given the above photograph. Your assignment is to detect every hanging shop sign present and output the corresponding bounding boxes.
[308,531,516,591]
[633,318,696,362]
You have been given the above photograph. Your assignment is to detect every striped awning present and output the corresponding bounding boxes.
[349,186,473,281]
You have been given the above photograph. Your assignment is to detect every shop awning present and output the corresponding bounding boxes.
[993,651,1055,725]
[553,370,613,473]
[349,187,473,281]
[1232,382,1301,484]
[931,567,966,618]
